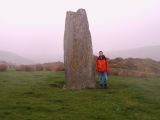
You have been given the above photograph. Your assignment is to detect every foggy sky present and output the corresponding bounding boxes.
[0,0,160,57]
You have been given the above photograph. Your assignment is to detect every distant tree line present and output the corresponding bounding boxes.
[1,57,160,78]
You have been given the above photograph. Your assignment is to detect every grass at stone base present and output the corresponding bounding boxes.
[0,71,160,120]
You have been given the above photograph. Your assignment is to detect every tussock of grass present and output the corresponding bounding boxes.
[0,71,160,120]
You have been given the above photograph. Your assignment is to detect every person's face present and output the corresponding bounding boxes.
[99,52,103,56]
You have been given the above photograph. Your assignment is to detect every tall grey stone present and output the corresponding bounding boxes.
[64,9,95,89]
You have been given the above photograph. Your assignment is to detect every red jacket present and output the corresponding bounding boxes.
[96,55,109,73]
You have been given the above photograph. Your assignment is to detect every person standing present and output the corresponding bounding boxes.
[96,51,109,89]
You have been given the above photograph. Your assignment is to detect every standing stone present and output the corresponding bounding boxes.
[64,9,95,89]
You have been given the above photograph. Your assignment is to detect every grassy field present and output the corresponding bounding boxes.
[0,70,160,120]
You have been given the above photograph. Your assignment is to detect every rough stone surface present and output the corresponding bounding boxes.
[64,9,95,89]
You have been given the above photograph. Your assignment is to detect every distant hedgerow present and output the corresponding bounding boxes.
[35,64,44,71]
[45,64,64,71]
[109,68,151,78]
[0,64,7,71]
[15,65,34,71]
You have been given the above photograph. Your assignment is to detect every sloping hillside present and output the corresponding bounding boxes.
[102,45,160,61]
[0,50,34,65]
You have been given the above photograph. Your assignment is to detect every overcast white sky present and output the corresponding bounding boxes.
[0,0,160,57]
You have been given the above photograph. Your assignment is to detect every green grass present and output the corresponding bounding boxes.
[0,70,160,120]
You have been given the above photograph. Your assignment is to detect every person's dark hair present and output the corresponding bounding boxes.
[99,51,103,53]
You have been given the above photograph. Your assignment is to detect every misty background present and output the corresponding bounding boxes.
[0,0,160,63]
